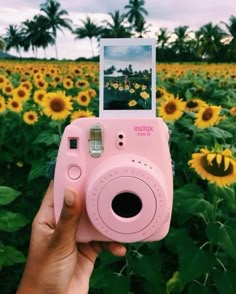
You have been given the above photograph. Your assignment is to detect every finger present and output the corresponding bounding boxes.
[91,242,127,257]
[77,243,99,264]
[39,180,54,210]
[107,242,127,256]
[53,188,81,244]
[34,181,55,226]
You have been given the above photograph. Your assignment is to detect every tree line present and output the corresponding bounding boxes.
[0,0,235,62]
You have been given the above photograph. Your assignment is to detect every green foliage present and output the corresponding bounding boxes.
[0,186,27,269]
[0,61,236,294]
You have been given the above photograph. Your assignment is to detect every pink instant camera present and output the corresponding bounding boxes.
[54,117,173,243]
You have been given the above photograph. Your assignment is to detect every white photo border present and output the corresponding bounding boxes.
[99,38,156,118]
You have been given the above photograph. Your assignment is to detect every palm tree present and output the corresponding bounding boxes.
[156,27,171,49]
[124,0,148,33]
[40,0,72,59]
[0,37,5,51]
[171,26,191,60]
[74,16,102,57]
[101,10,132,38]
[197,22,226,61]
[135,18,151,37]
[222,15,236,61]
[4,24,23,57]
[21,15,55,58]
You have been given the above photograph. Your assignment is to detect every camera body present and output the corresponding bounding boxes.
[54,117,173,243]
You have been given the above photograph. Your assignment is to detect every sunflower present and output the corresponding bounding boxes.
[7,98,23,113]
[70,109,94,121]
[229,106,236,116]
[23,110,38,125]
[185,98,207,112]
[76,91,91,107]
[128,100,137,107]
[63,78,74,89]
[157,96,186,122]
[0,95,6,113]
[140,91,150,100]
[43,91,72,120]
[2,82,14,96]
[194,105,221,128]
[13,86,30,102]
[34,79,48,90]
[188,147,236,187]
[33,89,47,106]
[0,74,6,88]
[87,88,97,98]
[20,80,33,91]
[75,79,89,89]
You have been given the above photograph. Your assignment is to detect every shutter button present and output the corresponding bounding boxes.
[68,165,81,180]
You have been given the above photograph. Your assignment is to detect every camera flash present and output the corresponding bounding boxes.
[89,124,103,157]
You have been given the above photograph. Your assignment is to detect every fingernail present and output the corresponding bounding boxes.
[65,190,75,207]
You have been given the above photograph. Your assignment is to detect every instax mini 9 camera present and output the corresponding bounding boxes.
[54,117,173,243]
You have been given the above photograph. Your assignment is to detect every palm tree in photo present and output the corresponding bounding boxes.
[101,10,132,38]
[74,16,102,57]
[4,24,23,57]
[222,15,236,61]
[125,0,148,33]
[40,0,72,59]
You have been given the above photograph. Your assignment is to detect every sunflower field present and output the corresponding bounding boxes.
[0,60,236,294]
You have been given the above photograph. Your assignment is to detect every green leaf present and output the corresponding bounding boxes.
[33,131,60,146]
[212,269,236,294]
[0,210,29,232]
[208,127,233,139]
[187,283,216,294]
[166,229,216,286]
[28,160,47,181]
[174,183,203,199]
[0,243,25,266]
[206,223,236,260]
[103,274,129,294]
[133,254,166,293]
[0,186,21,206]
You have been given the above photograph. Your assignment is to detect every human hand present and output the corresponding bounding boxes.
[17,181,126,294]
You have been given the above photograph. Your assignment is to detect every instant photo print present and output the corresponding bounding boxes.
[99,38,156,118]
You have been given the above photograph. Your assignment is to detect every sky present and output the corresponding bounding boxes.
[0,0,235,60]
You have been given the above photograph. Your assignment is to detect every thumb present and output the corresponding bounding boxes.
[53,188,81,244]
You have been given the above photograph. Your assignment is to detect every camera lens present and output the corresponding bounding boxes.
[112,192,142,218]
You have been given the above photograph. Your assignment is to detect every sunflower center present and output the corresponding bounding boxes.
[6,86,12,93]
[201,155,233,176]
[50,98,65,112]
[28,114,35,120]
[165,102,177,114]
[12,101,19,108]
[202,108,213,121]
[38,94,43,101]
[0,77,4,83]
[81,95,88,102]
[18,90,26,97]
[187,100,198,108]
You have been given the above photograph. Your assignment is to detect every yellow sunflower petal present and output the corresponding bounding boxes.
[216,154,222,166]
[222,149,232,157]
[224,156,230,171]
[207,153,216,165]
